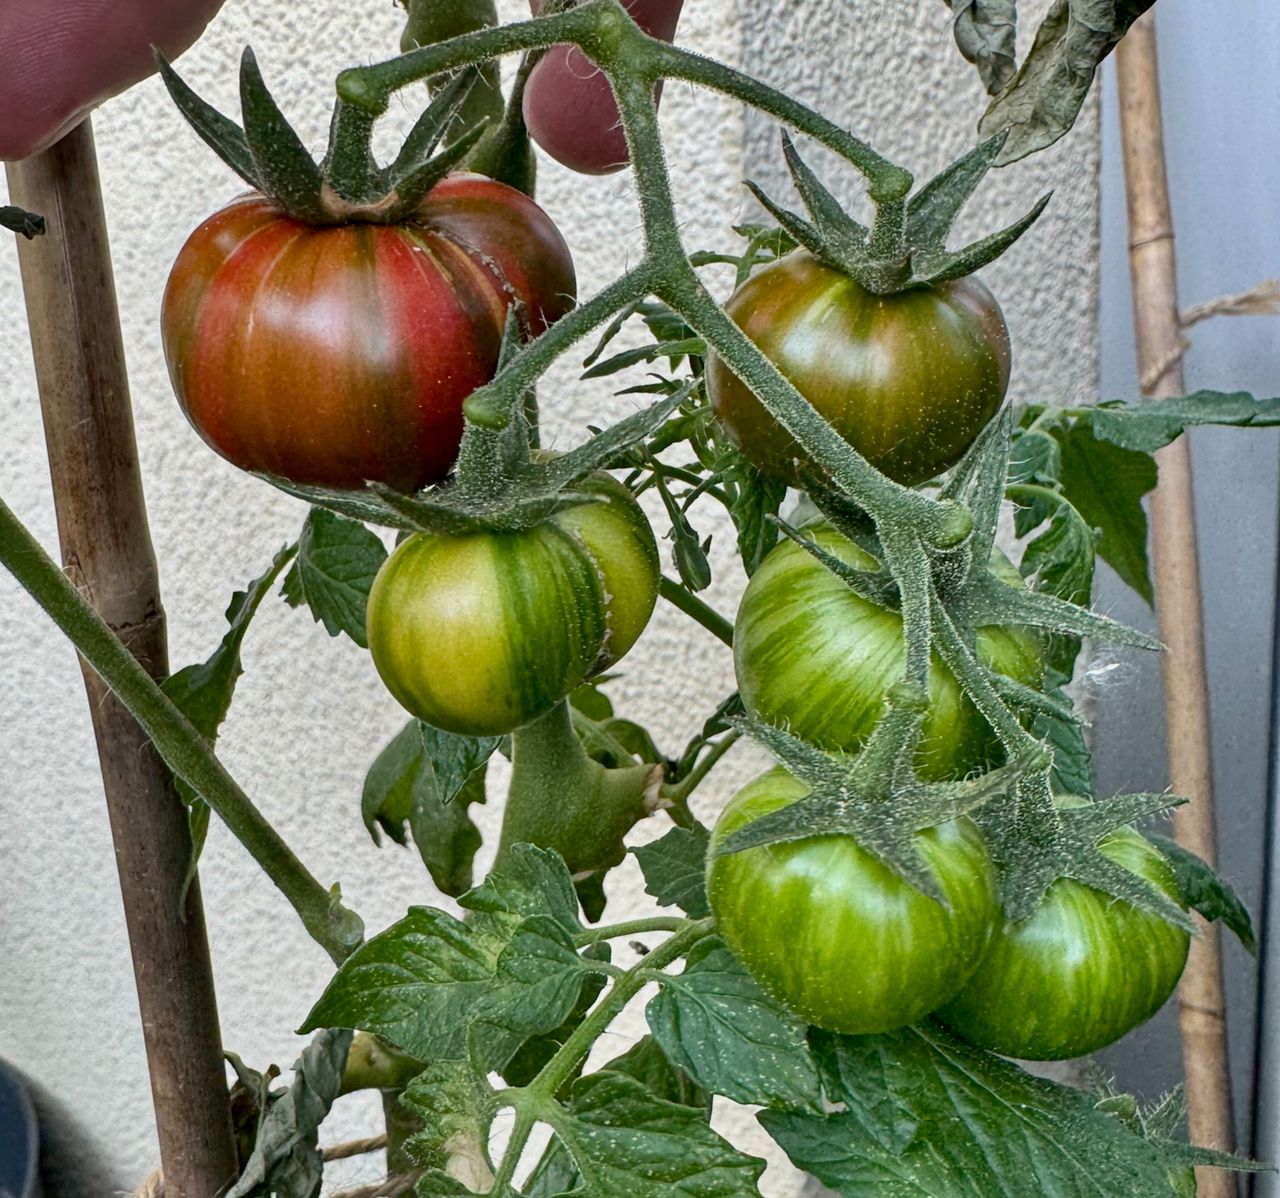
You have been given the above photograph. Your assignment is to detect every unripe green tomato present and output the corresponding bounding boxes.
[937,805,1191,1060]
[734,523,1041,781]
[705,252,1010,485]
[366,473,658,736]
[707,767,1001,1035]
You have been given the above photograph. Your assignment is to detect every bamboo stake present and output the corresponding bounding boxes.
[1115,16,1236,1192]
[6,119,239,1198]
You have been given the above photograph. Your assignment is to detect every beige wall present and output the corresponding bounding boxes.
[0,1,1096,1193]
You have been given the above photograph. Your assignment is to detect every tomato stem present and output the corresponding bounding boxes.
[657,576,733,647]
[499,698,659,878]
[0,494,365,964]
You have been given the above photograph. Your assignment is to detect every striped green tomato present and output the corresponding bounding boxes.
[734,523,1042,781]
[937,806,1190,1060]
[707,767,1001,1035]
[366,473,658,736]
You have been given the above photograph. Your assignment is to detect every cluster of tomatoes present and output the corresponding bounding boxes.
[160,110,1186,1066]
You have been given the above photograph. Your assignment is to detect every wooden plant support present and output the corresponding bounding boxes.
[1115,15,1237,1194]
[6,119,239,1198]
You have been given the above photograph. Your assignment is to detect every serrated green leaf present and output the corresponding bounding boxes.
[1088,391,1280,453]
[1057,423,1157,604]
[459,843,583,934]
[1148,835,1257,954]
[525,1036,712,1197]
[718,447,787,577]
[471,916,597,1073]
[501,944,611,1088]
[280,508,386,648]
[541,1071,765,1197]
[647,938,822,1113]
[764,1023,1201,1196]
[300,906,511,1060]
[226,1029,351,1198]
[633,825,711,918]
[303,847,586,1064]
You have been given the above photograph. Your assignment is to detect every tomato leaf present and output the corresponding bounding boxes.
[633,825,712,918]
[1147,835,1257,955]
[280,508,386,648]
[402,1058,497,1190]
[1011,484,1096,679]
[719,447,787,577]
[978,0,1157,166]
[764,1023,1225,1196]
[524,1036,710,1197]
[226,1029,351,1198]
[301,847,589,1064]
[360,720,496,896]
[646,937,823,1113]
[501,944,610,1087]
[1087,391,1280,454]
[1056,423,1157,605]
[460,843,583,933]
[476,915,599,1070]
[941,0,1017,94]
[164,544,295,893]
[538,1071,765,1198]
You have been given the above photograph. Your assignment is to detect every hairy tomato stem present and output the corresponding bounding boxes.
[0,493,364,963]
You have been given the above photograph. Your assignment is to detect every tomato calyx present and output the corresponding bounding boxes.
[156,48,490,225]
[978,791,1196,931]
[747,130,1050,296]
[768,415,1184,925]
[718,697,1030,907]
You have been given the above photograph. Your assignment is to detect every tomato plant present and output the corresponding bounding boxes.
[162,173,575,492]
[708,766,1000,1035]
[1,3,1267,1197]
[367,471,658,735]
[707,257,1010,485]
[735,521,1042,780]
[938,808,1191,1061]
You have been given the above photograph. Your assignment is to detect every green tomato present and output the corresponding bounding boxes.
[705,252,1010,485]
[734,523,1042,781]
[707,767,1001,1035]
[366,472,658,736]
[937,806,1191,1060]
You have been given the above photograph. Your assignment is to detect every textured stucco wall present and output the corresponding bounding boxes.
[0,2,1097,1195]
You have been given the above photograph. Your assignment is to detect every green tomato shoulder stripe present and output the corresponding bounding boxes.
[367,524,609,737]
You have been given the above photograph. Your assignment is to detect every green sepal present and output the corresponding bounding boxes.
[381,73,491,219]
[906,130,1006,251]
[718,710,1025,907]
[749,133,1049,294]
[238,48,330,222]
[769,516,896,608]
[914,191,1052,285]
[978,789,1197,929]
[153,49,264,191]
